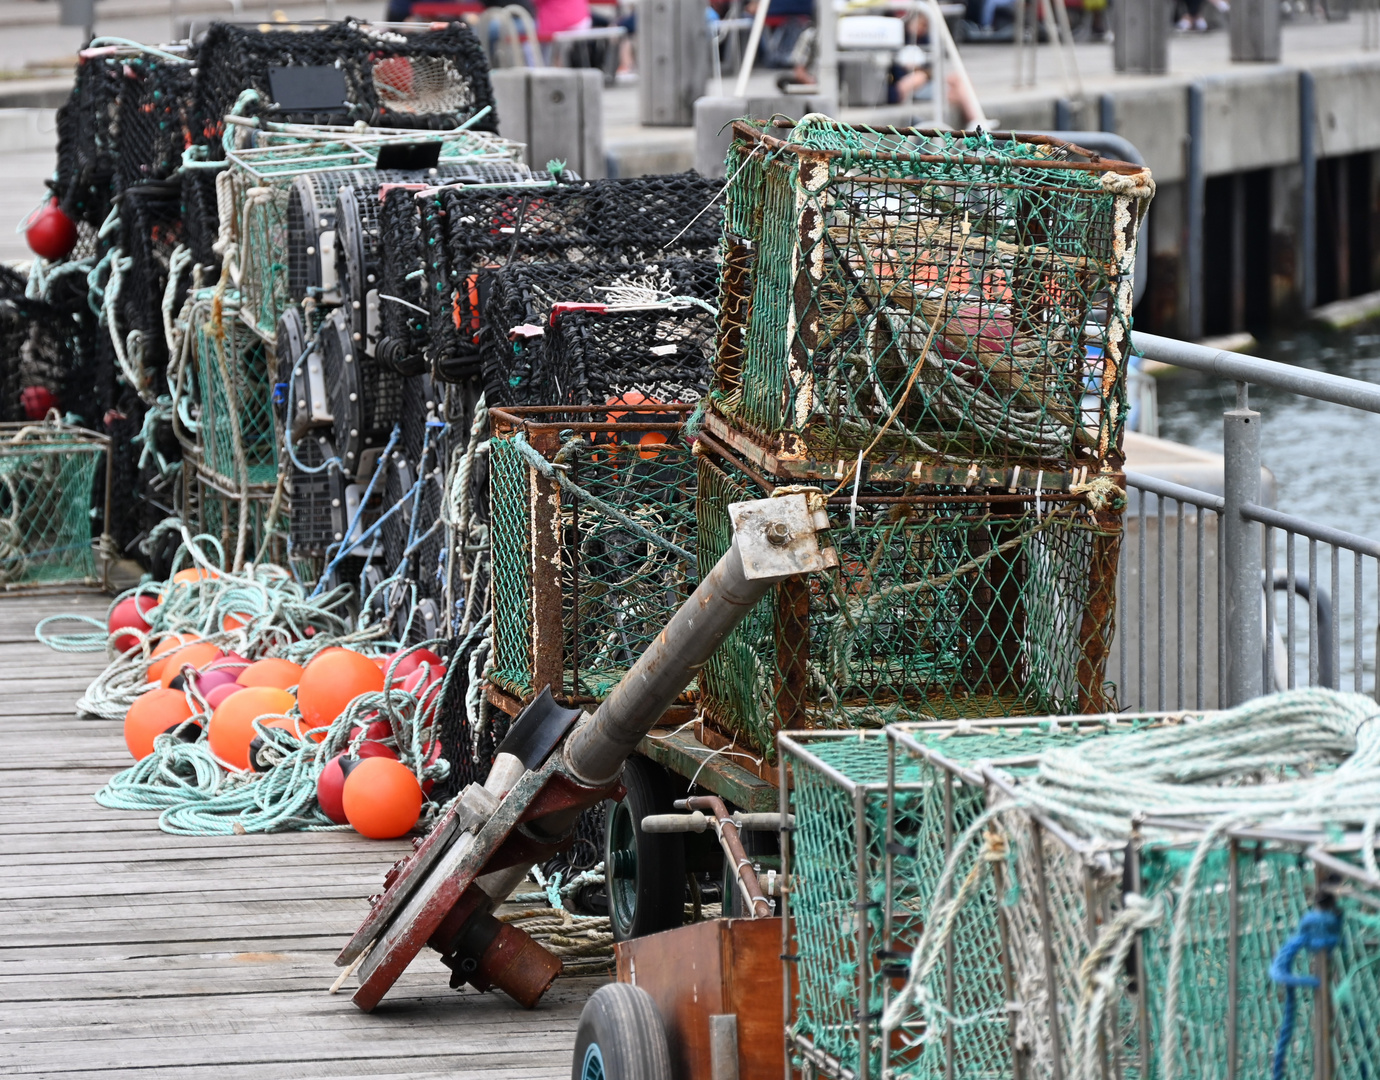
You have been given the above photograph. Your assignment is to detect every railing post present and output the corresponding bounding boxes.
[1223,382,1263,705]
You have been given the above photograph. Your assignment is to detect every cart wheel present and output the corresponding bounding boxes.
[604,755,685,942]
[572,983,672,1080]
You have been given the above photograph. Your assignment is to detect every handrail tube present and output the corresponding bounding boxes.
[1242,502,1380,560]
[1130,331,1380,414]
[1124,470,1226,512]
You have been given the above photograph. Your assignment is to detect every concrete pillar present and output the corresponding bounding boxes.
[694,94,838,178]
[1269,163,1306,322]
[1113,0,1168,74]
[1145,180,1188,334]
[1231,0,1281,63]
[640,0,711,126]
[490,68,607,179]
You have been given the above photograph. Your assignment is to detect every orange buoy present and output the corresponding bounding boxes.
[208,686,296,771]
[342,757,423,839]
[297,649,384,732]
[108,594,158,655]
[221,611,252,632]
[146,633,201,682]
[316,744,400,823]
[171,566,220,586]
[237,657,305,692]
[123,688,197,759]
[158,642,224,688]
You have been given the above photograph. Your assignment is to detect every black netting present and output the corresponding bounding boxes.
[192,20,498,160]
[377,185,431,375]
[479,260,718,408]
[117,182,186,390]
[54,55,126,225]
[289,432,345,556]
[114,54,196,191]
[318,308,403,477]
[586,173,725,259]
[0,268,62,424]
[546,305,716,408]
[181,169,221,272]
[431,638,510,802]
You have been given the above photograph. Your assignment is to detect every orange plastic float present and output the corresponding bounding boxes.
[208,686,296,770]
[159,642,224,688]
[297,649,384,731]
[236,658,305,691]
[342,757,423,838]
[171,566,220,586]
[317,745,400,824]
[146,633,201,682]
[123,688,198,759]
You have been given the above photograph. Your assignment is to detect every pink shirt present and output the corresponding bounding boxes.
[535,0,592,39]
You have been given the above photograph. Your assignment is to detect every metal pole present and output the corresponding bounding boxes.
[1300,71,1318,312]
[1223,382,1263,705]
[1186,83,1206,340]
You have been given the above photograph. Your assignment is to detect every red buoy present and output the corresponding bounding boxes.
[20,386,57,420]
[108,593,158,655]
[26,198,77,261]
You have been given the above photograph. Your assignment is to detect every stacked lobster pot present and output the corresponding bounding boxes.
[694,118,1155,783]
[425,173,724,808]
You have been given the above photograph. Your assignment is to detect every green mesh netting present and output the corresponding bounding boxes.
[193,476,288,569]
[488,408,699,704]
[712,121,1151,470]
[191,299,278,488]
[0,423,103,586]
[697,448,1120,758]
[788,724,1130,1079]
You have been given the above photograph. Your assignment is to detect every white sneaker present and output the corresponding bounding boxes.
[1175,14,1192,28]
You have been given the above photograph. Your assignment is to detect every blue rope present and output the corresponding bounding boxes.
[1269,905,1342,1080]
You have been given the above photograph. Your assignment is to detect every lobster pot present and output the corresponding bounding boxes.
[53,53,128,226]
[695,442,1121,758]
[0,422,106,588]
[317,307,403,480]
[191,20,500,153]
[376,185,434,376]
[478,259,718,408]
[713,120,1153,471]
[0,267,61,423]
[286,431,352,559]
[117,182,187,384]
[544,304,716,407]
[187,459,288,568]
[487,404,699,710]
[913,796,1380,1080]
[781,722,1136,1080]
[113,51,195,190]
[189,297,277,489]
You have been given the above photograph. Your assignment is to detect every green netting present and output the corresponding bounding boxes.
[487,407,699,704]
[697,447,1120,758]
[190,298,277,487]
[712,121,1152,468]
[0,423,103,586]
[787,724,1133,1079]
[193,476,289,569]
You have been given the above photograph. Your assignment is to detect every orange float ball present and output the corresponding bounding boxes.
[146,632,200,682]
[237,657,305,692]
[297,649,384,732]
[342,757,423,839]
[123,688,197,760]
[158,642,224,688]
[221,611,251,632]
[208,686,296,771]
[171,566,220,586]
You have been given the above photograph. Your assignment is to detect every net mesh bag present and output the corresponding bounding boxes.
[188,296,278,488]
[191,20,498,156]
[479,259,718,408]
[544,304,717,408]
[712,120,1153,470]
[696,443,1122,758]
[487,403,698,707]
[0,421,105,586]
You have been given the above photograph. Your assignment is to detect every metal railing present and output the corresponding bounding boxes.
[1113,330,1380,710]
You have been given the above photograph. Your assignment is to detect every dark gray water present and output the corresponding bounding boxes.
[1155,325,1380,692]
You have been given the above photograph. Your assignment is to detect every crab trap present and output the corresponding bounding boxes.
[693,439,1123,760]
[779,720,1152,1080]
[710,120,1153,472]
[479,259,719,408]
[191,20,499,152]
[486,403,699,712]
[0,422,107,588]
[0,268,61,423]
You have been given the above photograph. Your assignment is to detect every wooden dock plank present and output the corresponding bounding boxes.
[0,594,599,1078]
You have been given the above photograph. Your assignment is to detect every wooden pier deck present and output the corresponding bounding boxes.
[0,593,598,1079]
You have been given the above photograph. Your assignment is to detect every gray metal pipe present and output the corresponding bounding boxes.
[1223,391,1264,706]
[1129,331,1380,414]
[563,536,775,787]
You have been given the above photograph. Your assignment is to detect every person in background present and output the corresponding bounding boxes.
[534,0,593,56]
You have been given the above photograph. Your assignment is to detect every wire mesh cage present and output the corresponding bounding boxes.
[113,51,197,191]
[116,181,187,389]
[188,296,278,489]
[780,718,1167,1080]
[0,421,107,588]
[189,463,288,568]
[544,303,717,407]
[711,120,1154,472]
[479,259,719,408]
[54,52,128,226]
[695,440,1122,760]
[191,20,499,154]
[487,403,699,709]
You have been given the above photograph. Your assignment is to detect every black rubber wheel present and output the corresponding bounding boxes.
[604,755,685,942]
[571,983,672,1080]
